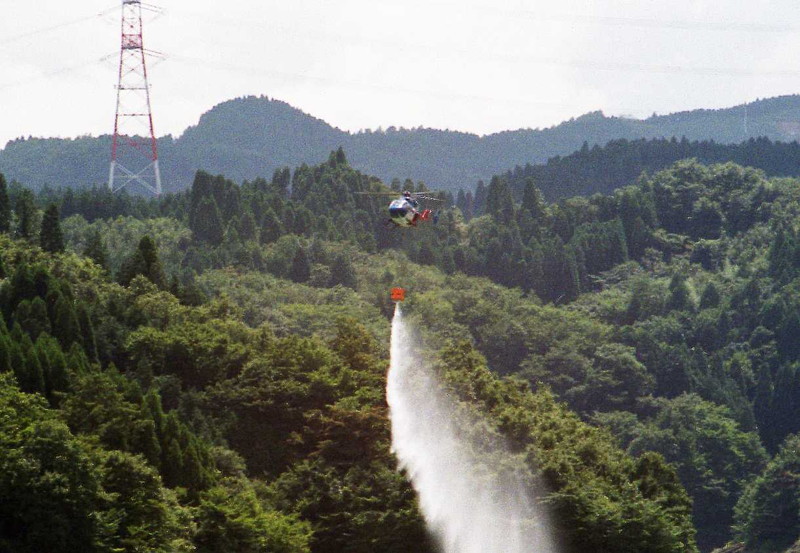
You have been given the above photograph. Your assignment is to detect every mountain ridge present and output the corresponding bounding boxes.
[3,93,800,194]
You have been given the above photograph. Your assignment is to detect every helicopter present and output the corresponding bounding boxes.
[359,190,444,227]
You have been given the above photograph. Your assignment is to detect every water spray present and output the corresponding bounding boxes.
[387,303,556,553]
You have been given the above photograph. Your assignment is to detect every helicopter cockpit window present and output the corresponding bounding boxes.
[389,199,407,217]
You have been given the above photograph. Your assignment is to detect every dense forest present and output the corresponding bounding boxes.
[1,145,800,552]
[4,94,800,194]
[502,136,800,201]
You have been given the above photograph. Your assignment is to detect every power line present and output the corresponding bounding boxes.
[264,0,800,34]
[0,54,115,91]
[0,5,119,46]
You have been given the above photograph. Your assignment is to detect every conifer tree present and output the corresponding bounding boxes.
[667,274,695,312]
[289,247,311,283]
[15,297,52,340]
[76,303,98,363]
[0,334,11,373]
[456,189,467,214]
[193,197,224,245]
[16,334,45,394]
[0,173,10,233]
[83,228,109,272]
[473,180,487,216]
[118,235,167,288]
[485,176,515,224]
[39,204,64,253]
[15,189,37,240]
[260,208,284,244]
[188,170,213,232]
[521,177,546,221]
[463,190,475,220]
[271,167,291,195]
[135,409,162,469]
[35,333,69,403]
[332,146,347,166]
[329,253,358,290]
[238,210,259,242]
[699,282,721,310]
[53,295,81,349]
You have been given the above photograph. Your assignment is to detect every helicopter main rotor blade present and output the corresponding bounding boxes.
[414,195,445,202]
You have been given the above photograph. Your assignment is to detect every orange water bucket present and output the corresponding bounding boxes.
[390,287,406,302]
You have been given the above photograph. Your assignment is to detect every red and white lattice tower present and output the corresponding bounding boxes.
[109,0,161,195]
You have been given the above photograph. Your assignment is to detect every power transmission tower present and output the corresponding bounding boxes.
[108,0,162,195]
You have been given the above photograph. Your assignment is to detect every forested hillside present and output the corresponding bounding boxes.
[4,94,800,194]
[2,148,800,553]
[501,136,800,201]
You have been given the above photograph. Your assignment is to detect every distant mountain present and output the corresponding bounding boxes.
[3,94,800,194]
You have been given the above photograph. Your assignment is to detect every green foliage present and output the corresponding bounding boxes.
[118,235,167,288]
[39,203,64,253]
[195,478,311,553]
[430,341,698,553]
[14,188,37,240]
[0,374,106,552]
[329,253,358,290]
[290,246,311,283]
[618,395,768,551]
[9,152,800,552]
[83,228,110,272]
[734,433,800,552]
[0,173,10,233]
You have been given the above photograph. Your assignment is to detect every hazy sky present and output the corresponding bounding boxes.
[2,0,800,146]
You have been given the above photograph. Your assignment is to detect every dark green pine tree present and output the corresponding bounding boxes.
[83,228,109,272]
[181,441,206,494]
[15,189,37,240]
[539,236,580,302]
[0,254,6,279]
[192,197,224,245]
[289,247,311,283]
[473,180,487,216]
[332,146,348,166]
[0,173,10,233]
[768,226,796,283]
[135,412,162,470]
[52,295,81,350]
[118,235,167,288]
[521,177,546,221]
[667,274,695,312]
[699,282,721,310]
[141,236,167,289]
[35,333,69,404]
[15,334,45,394]
[0,334,11,373]
[15,297,52,340]
[260,208,284,244]
[329,253,358,290]
[463,191,475,220]
[417,242,438,266]
[485,176,515,224]
[39,204,64,253]
[160,414,185,488]
[456,189,467,215]
[271,167,291,195]
[188,170,213,232]
[66,342,90,375]
[238,210,259,242]
[75,303,98,363]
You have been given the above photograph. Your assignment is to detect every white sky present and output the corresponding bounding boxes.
[2,0,800,146]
